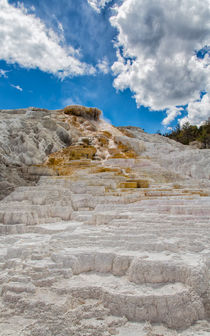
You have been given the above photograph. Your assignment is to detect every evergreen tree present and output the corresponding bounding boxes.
[164,119,210,148]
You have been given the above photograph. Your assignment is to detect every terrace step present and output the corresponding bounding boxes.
[0,165,209,333]
[54,273,204,329]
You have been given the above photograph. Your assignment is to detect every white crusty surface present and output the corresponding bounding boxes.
[0,108,210,335]
[122,126,210,181]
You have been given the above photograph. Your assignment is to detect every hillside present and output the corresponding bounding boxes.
[0,106,210,336]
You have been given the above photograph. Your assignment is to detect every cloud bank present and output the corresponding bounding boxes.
[110,0,210,125]
[0,0,95,78]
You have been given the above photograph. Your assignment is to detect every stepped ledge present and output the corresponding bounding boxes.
[0,106,210,336]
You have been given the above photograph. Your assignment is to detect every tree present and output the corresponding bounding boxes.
[164,119,210,148]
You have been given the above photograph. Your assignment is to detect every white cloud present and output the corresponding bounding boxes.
[0,0,95,78]
[179,93,210,127]
[0,69,8,78]
[11,84,23,91]
[110,0,210,125]
[87,0,112,13]
[97,57,109,74]
[162,107,183,126]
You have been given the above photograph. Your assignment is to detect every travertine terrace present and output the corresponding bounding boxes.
[0,106,209,336]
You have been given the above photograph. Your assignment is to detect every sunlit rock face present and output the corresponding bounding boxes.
[0,106,210,336]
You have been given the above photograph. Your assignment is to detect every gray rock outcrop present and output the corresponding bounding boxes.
[0,107,75,199]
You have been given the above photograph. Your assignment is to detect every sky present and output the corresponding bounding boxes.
[0,0,210,133]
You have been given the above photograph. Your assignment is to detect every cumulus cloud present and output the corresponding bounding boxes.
[11,84,23,91]
[0,0,95,78]
[110,0,210,125]
[97,57,109,74]
[180,93,210,126]
[87,0,112,12]
[162,107,183,126]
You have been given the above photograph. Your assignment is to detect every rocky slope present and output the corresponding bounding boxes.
[0,106,102,199]
[0,106,210,336]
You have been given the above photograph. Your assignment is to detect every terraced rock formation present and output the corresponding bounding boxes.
[0,106,209,336]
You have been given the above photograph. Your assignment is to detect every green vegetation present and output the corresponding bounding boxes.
[164,119,210,148]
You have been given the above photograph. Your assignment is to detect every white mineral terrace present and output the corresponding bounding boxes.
[0,158,210,336]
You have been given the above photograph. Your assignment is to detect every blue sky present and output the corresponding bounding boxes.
[0,0,209,133]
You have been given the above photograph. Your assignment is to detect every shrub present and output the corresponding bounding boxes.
[63,105,102,121]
